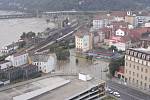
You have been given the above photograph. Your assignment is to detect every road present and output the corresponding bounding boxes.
[107,80,150,100]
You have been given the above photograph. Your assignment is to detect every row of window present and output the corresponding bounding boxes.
[126,50,150,61]
[126,56,150,66]
[128,77,150,89]
[126,70,149,82]
[126,62,148,73]
[14,59,27,66]
[34,62,46,66]
[76,42,83,46]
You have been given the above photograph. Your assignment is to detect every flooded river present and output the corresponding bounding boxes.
[0,11,55,49]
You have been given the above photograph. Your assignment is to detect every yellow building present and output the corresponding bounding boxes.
[125,15,137,27]
[124,48,150,91]
[75,29,93,52]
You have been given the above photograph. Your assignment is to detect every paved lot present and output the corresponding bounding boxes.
[0,77,69,100]
[31,77,102,100]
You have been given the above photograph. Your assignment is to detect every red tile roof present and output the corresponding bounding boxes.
[111,21,129,29]
[110,11,127,17]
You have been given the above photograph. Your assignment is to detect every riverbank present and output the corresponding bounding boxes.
[0,18,55,49]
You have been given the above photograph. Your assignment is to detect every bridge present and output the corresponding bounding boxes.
[0,11,107,19]
[41,10,107,17]
[0,13,36,19]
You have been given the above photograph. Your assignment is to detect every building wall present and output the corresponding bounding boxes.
[75,34,92,52]
[125,16,137,27]
[5,53,29,67]
[0,62,12,69]
[114,17,124,22]
[145,23,150,27]
[115,29,125,36]
[93,20,104,29]
[93,19,110,29]
[32,56,55,73]
[109,42,126,51]
[124,49,150,91]
[0,45,18,54]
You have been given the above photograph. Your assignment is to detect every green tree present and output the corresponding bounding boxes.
[55,48,70,60]
[109,45,118,52]
[20,32,26,39]
[109,56,124,76]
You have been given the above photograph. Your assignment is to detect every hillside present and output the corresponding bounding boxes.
[0,0,149,11]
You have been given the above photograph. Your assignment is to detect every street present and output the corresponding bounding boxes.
[107,80,150,100]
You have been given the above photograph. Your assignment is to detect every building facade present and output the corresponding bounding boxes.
[124,48,150,91]
[30,54,55,73]
[0,43,18,54]
[75,30,93,52]
[0,60,12,70]
[5,52,29,67]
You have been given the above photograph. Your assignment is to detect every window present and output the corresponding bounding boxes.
[133,65,135,69]
[146,55,150,61]
[133,72,135,76]
[145,69,148,73]
[145,83,147,88]
[141,75,143,79]
[142,54,146,59]
[129,71,131,75]
[145,76,147,81]
[136,80,138,84]
[126,69,127,73]
[130,51,134,55]
[141,68,143,72]
[134,52,137,57]
[140,81,142,86]
[137,73,139,78]
[138,53,142,58]
[129,64,131,67]
[129,77,131,82]
[146,62,148,66]
[137,66,139,70]
[133,78,135,83]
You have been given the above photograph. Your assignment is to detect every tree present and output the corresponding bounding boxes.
[20,32,26,39]
[18,41,26,49]
[0,55,8,61]
[109,56,124,76]
[109,45,118,52]
[20,32,36,40]
[55,48,70,60]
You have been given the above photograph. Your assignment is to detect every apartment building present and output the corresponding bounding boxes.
[124,48,150,91]
[5,52,29,67]
[30,54,55,73]
[75,29,93,52]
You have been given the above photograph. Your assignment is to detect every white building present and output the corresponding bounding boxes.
[145,22,150,27]
[0,60,12,69]
[93,18,111,30]
[5,52,29,67]
[93,20,104,29]
[105,36,132,51]
[115,29,126,36]
[30,54,55,73]
[0,43,18,54]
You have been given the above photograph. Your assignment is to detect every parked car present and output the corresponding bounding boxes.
[115,94,121,98]
[109,90,114,94]
[113,92,120,98]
